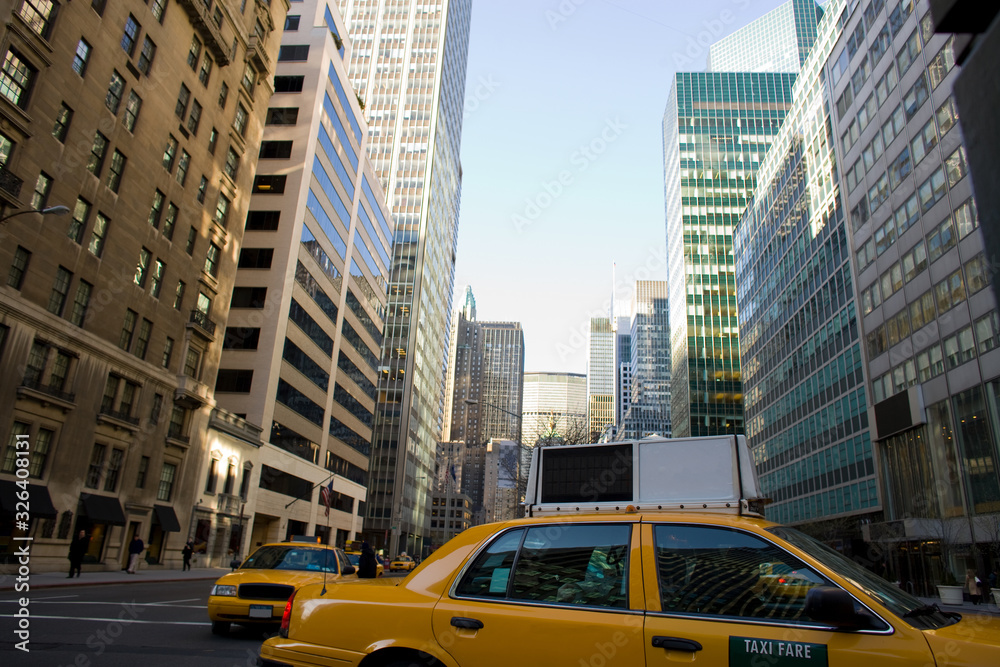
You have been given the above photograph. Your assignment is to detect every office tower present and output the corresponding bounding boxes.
[442,285,476,443]
[521,372,588,446]
[337,0,472,558]
[213,2,394,551]
[587,317,615,440]
[829,0,996,592]
[736,0,874,530]
[618,281,671,440]
[0,0,286,570]
[706,0,823,73]
[614,315,632,426]
[482,439,518,522]
[664,3,822,438]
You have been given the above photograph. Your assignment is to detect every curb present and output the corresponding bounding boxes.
[0,571,227,592]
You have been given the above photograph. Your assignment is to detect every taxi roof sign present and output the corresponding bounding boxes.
[524,435,764,517]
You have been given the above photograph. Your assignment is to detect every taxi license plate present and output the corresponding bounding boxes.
[249,605,273,619]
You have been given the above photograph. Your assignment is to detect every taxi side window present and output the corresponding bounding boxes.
[655,525,830,623]
[335,549,352,574]
[455,528,524,598]
[511,524,629,608]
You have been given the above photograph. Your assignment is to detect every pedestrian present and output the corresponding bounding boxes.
[965,569,981,605]
[67,530,88,578]
[127,535,145,574]
[358,541,378,579]
[182,540,194,571]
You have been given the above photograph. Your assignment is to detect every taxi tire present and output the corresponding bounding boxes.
[212,620,231,636]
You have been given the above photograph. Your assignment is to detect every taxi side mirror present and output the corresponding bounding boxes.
[803,586,870,631]
[343,565,356,575]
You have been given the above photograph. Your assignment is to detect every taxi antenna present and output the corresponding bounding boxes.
[320,548,329,596]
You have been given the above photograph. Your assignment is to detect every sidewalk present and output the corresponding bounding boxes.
[917,595,1000,617]
[0,566,230,591]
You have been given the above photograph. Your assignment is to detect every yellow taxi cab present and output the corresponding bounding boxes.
[207,539,357,635]
[259,436,1000,666]
[389,554,417,572]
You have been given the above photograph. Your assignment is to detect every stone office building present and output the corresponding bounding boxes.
[0,0,286,571]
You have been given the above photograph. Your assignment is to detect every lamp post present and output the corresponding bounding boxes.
[0,205,71,225]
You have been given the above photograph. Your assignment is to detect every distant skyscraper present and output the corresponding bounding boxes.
[587,317,615,440]
[337,0,472,557]
[614,315,632,426]
[521,372,588,445]
[619,281,671,440]
[707,0,823,73]
[215,2,391,551]
[664,2,821,437]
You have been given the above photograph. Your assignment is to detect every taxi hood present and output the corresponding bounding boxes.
[922,613,1000,664]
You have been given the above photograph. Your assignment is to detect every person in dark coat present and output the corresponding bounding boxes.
[358,541,378,578]
[182,541,194,571]
[127,535,144,574]
[68,530,88,578]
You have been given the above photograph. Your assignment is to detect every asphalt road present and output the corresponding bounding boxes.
[0,579,270,666]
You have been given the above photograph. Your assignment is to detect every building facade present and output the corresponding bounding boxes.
[213,1,392,553]
[614,314,632,427]
[521,372,588,446]
[706,0,823,73]
[618,280,671,440]
[337,0,472,559]
[587,316,614,440]
[0,0,287,570]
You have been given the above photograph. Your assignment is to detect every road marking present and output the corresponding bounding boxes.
[0,613,210,626]
[149,598,200,605]
[30,594,79,601]
[0,600,206,608]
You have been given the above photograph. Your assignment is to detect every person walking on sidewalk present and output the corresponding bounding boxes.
[127,535,145,574]
[182,541,194,571]
[358,542,378,579]
[67,530,88,578]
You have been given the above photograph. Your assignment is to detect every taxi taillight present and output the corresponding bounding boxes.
[279,589,297,638]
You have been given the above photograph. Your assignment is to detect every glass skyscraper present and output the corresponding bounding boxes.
[707,0,823,73]
[618,281,672,440]
[664,1,821,438]
[587,317,615,440]
[337,0,472,558]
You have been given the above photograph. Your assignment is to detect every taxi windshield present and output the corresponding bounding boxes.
[768,526,960,629]
[241,545,338,573]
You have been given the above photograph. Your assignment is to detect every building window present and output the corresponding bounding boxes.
[266,107,299,125]
[208,127,218,154]
[162,135,177,171]
[259,141,293,159]
[88,213,109,257]
[233,103,248,136]
[7,246,30,289]
[70,280,92,326]
[238,248,273,269]
[19,1,58,39]
[197,176,207,203]
[218,81,228,108]
[119,308,137,350]
[71,40,90,77]
[175,149,190,186]
[163,203,178,240]
[150,259,165,298]
[162,337,174,369]
[215,194,230,227]
[285,15,300,31]
[136,456,150,489]
[206,458,219,493]
[151,0,167,22]
[121,15,140,56]
[23,341,46,385]
[134,319,152,359]
[119,91,142,131]
[246,211,280,231]
[174,280,185,310]
[241,63,256,95]
[185,227,197,255]
[187,35,201,69]
[106,70,125,113]
[187,100,202,135]
[135,247,151,287]
[231,287,267,309]
[137,37,156,74]
[157,462,177,502]
[204,242,220,278]
[273,76,304,93]
[198,54,213,86]
[278,45,310,61]
[67,197,90,243]
[1,49,35,108]
[184,346,201,379]
[104,449,124,492]
[252,175,286,193]
[52,102,73,141]
[148,190,165,228]
[87,132,108,176]
[224,148,240,179]
[91,0,106,16]
[31,171,52,210]
[85,444,107,489]
[107,150,126,192]
[175,83,190,118]
[48,266,72,315]
[216,369,253,393]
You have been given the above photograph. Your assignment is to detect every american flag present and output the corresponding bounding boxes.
[320,480,333,517]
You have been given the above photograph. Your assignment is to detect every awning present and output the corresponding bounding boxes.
[0,480,58,519]
[80,494,126,526]
[153,504,181,532]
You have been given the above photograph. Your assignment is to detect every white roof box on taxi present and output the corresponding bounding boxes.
[524,435,765,517]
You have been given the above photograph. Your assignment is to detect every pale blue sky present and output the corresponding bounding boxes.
[453,0,789,374]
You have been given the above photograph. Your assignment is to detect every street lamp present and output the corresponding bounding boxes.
[0,205,71,225]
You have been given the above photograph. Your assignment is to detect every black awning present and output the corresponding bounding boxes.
[80,494,126,526]
[0,480,58,519]
[153,504,181,532]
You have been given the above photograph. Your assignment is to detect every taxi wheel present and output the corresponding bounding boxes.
[211,620,231,636]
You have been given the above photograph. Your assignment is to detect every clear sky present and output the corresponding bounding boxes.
[452,0,790,374]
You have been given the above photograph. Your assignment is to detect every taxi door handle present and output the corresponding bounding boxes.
[652,636,703,652]
[451,617,484,630]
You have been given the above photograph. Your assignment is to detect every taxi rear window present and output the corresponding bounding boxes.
[242,545,339,573]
